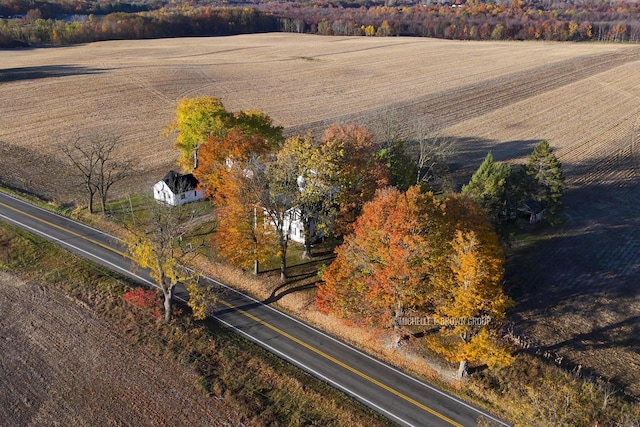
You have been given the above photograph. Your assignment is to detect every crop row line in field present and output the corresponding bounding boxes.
[556,109,638,171]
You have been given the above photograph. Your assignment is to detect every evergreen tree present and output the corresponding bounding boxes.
[524,140,565,220]
[462,152,512,235]
[376,140,417,193]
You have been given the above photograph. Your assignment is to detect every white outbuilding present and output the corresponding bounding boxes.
[153,170,204,206]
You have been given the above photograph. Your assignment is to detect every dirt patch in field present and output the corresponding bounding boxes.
[0,271,227,426]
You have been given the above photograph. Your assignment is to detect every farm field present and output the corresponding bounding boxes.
[0,271,226,426]
[1,34,639,398]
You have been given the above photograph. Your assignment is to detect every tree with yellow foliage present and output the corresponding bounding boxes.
[126,201,215,323]
[261,136,304,280]
[376,20,391,36]
[165,96,282,171]
[166,97,232,171]
[364,24,375,36]
[431,227,512,378]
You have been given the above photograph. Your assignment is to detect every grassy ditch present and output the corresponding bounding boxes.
[0,222,393,427]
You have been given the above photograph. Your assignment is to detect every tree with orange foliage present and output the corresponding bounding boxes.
[318,124,390,236]
[194,128,273,199]
[212,135,300,281]
[195,129,277,273]
[210,159,276,274]
[317,186,442,346]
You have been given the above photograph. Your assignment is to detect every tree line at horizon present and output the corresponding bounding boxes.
[0,5,278,47]
[272,0,640,41]
[1,0,638,47]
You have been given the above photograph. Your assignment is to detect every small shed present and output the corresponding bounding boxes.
[153,170,204,206]
[519,199,546,224]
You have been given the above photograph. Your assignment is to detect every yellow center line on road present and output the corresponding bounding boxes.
[0,198,462,427]
[0,200,131,258]
[218,299,463,427]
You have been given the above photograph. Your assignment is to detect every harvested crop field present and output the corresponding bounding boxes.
[1,34,639,398]
[0,271,225,426]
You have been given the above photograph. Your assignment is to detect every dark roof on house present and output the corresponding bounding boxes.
[519,199,546,214]
[162,170,199,193]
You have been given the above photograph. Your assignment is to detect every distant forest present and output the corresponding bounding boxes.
[1,0,638,47]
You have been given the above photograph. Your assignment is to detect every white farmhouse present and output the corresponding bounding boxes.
[153,170,204,206]
[283,208,306,244]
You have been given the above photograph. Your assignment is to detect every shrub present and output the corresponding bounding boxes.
[123,287,158,311]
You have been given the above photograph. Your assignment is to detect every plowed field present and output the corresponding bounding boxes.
[0,272,225,426]
[1,34,639,398]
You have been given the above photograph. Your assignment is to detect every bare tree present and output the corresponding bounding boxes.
[369,107,405,150]
[600,379,619,410]
[412,122,455,191]
[62,134,132,214]
[617,404,640,427]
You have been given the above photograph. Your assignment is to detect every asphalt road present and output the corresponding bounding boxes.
[0,191,511,427]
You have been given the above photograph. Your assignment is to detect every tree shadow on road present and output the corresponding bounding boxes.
[262,281,318,305]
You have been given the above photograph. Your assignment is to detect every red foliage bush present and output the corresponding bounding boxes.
[123,287,158,311]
